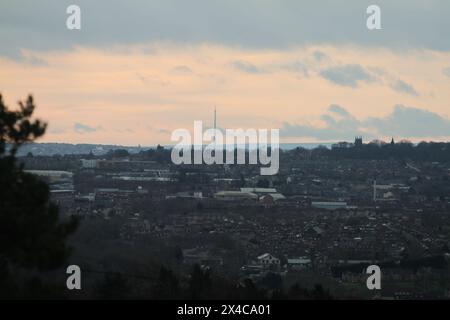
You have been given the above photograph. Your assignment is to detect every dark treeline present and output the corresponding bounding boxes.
[75,264,333,300]
[322,141,450,162]
[103,141,450,163]
[18,140,450,165]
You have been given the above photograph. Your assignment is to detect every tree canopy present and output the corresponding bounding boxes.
[0,94,78,298]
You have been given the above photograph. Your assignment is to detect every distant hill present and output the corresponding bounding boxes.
[16,142,334,156]
[16,143,149,156]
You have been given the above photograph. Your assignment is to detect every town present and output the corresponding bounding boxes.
[18,138,450,299]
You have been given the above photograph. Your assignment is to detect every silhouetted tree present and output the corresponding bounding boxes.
[95,273,130,299]
[309,284,333,300]
[188,264,212,299]
[287,283,309,299]
[238,279,266,299]
[0,94,78,298]
[153,266,180,299]
[259,272,283,290]
[174,246,184,265]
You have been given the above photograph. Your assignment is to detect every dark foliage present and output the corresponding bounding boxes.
[328,141,450,161]
[0,94,78,298]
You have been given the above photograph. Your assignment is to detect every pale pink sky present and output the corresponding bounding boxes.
[1,43,450,145]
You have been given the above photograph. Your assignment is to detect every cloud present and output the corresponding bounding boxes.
[281,61,309,77]
[320,64,376,88]
[1,0,450,57]
[136,72,170,86]
[443,67,450,78]
[280,50,329,77]
[282,104,364,140]
[390,80,419,96]
[171,65,193,74]
[313,51,328,62]
[74,123,100,134]
[232,60,264,74]
[328,104,351,117]
[5,50,49,66]
[365,105,450,137]
[282,104,450,141]
[19,55,48,66]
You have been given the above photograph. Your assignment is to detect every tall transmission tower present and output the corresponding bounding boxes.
[214,106,217,131]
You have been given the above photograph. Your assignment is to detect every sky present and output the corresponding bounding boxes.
[1,0,450,145]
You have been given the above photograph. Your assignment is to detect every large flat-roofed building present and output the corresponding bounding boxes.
[25,170,73,178]
[311,201,348,210]
[214,190,258,201]
[240,187,277,194]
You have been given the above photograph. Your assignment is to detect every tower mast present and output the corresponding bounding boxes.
[213,106,217,150]
[214,106,216,131]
